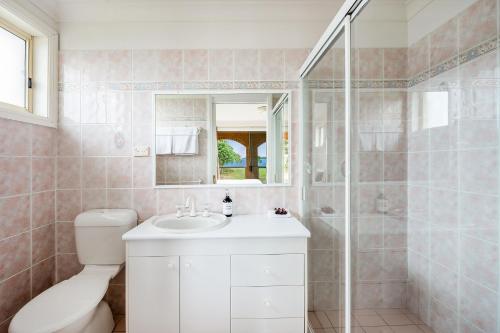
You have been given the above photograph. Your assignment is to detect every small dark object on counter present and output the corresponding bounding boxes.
[274,208,288,215]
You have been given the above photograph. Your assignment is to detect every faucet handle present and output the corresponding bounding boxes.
[189,199,196,217]
[202,204,210,217]
[175,205,184,218]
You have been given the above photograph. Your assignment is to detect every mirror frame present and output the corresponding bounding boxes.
[152,89,293,188]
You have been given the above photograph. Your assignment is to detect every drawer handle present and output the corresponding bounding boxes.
[264,300,271,307]
[264,268,271,275]
[167,263,175,269]
[185,263,192,269]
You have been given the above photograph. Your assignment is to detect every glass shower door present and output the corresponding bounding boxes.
[303,28,348,331]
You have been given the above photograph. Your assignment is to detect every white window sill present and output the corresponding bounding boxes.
[0,104,57,128]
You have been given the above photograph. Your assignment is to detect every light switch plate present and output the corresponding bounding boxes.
[133,145,150,157]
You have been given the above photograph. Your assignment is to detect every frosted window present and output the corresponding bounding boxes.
[0,26,26,108]
[423,91,448,129]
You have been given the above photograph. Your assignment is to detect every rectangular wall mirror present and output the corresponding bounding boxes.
[154,91,291,187]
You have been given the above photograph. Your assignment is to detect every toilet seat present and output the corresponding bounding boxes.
[9,265,120,333]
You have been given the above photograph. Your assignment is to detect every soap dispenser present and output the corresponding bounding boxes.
[222,189,233,217]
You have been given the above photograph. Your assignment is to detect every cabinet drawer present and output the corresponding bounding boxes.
[231,318,304,333]
[231,254,304,286]
[231,286,304,318]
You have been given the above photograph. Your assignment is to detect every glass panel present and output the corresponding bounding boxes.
[302,29,346,330]
[349,1,500,332]
[0,26,26,108]
[350,2,409,330]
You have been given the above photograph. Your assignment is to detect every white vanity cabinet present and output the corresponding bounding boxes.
[124,215,310,333]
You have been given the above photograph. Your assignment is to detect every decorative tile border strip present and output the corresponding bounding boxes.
[409,35,498,87]
[58,36,497,92]
[59,80,292,91]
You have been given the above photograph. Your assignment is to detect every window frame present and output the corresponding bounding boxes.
[0,17,33,113]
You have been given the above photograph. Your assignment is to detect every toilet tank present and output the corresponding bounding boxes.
[74,209,137,265]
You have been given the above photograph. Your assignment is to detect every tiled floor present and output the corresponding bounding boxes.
[113,315,125,332]
[114,310,433,333]
[309,309,434,333]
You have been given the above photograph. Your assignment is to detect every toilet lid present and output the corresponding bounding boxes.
[9,272,109,333]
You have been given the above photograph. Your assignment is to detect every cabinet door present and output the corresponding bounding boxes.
[128,256,179,333]
[180,256,230,333]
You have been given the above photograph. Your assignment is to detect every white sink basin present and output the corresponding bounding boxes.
[151,213,229,233]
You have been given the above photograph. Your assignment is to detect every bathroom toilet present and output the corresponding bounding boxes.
[9,209,137,333]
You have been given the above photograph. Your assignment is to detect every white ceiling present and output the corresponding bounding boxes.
[30,0,345,22]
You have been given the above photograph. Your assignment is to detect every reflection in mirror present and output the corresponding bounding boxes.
[154,92,290,187]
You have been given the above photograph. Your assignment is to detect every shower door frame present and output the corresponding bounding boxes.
[299,0,370,332]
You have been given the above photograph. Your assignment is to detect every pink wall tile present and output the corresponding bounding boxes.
[32,224,55,264]
[259,49,284,81]
[384,48,408,79]
[383,153,407,181]
[409,36,429,77]
[133,49,184,82]
[209,49,234,81]
[31,256,55,297]
[184,49,208,81]
[56,254,83,282]
[284,49,309,81]
[460,192,498,243]
[59,50,81,83]
[430,228,458,272]
[57,125,81,157]
[57,157,81,189]
[32,125,56,157]
[458,0,497,51]
[133,157,153,187]
[0,157,30,196]
[106,90,132,125]
[157,189,184,214]
[81,83,106,124]
[32,157,55,192]
[32,191,55,228]
[430,18,458,67]
[0,269,30,323]
[429,189,458,228]
[133,189,156,221]
[234,188,261,215]
[260,187,285,212]
[82,157,106,189]
[81,50,107,82]
[359,48,383,79]
[82,189,106,210]
[0,195,30,240]
[56,222,76,254]
[107,189,132,209]
[460,148,498,195]
[159,49,183,81]
[56,190,82,222]
[234,49,259,81]
[0,119,31,157]
[460,235,498,291]
[132,92,153,125]
[308,49,333,80]
[460,276,497,332]
[82,124,110,156]
[107,50,132,82]
[107,157,132,188]
[0,232,30,280]
[58,89,81,125]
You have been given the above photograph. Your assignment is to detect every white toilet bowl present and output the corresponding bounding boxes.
[9,209,137,333]
[9,265,120,333]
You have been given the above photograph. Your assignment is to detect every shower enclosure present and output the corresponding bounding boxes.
[301,0,500,332]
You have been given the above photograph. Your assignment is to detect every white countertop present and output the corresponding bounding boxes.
[122,214,311,241]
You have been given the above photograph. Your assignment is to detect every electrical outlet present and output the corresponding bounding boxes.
[134,145,150,157]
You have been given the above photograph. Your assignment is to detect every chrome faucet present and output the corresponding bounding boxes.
[185,196,197,217]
